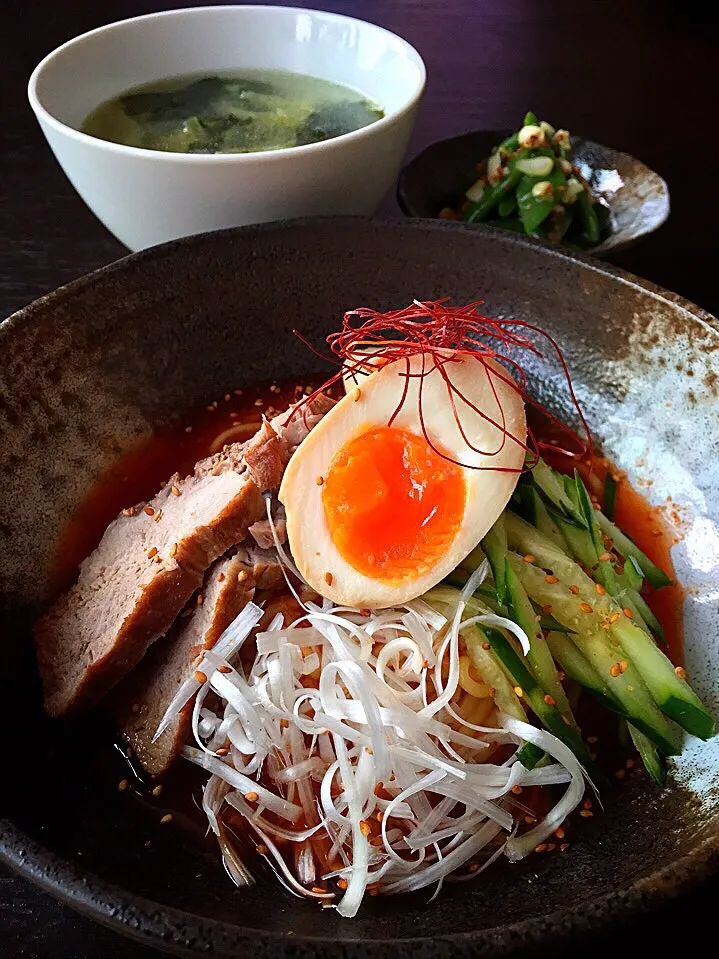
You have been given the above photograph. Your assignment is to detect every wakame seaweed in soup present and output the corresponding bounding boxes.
[81,69,384,154]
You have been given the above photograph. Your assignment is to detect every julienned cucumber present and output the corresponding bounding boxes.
[503,511,713,742]
[596,512,672,590]
[439,455,712,786]
[628,725,666,786]
[481,627,600,776]
[481,515,509,607]
[503,559,574,719]
[507,552,682,756]
[545,631,619,714]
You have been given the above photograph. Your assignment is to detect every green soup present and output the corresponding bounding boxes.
[81,69,385,154]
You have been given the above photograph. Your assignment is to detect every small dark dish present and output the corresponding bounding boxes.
[0,218,717,958]
[397,130,670,255]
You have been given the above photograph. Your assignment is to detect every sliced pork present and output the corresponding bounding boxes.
[35,396,333,718]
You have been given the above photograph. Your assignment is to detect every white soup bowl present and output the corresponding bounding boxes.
[28,5,426,251]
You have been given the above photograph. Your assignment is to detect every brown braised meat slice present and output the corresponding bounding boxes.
[34,396,334,718]
[115,543,284,776]
[248,503,287,549]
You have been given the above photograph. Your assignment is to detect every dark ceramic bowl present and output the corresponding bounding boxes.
[397,130,670,255]
[0,218,717,958]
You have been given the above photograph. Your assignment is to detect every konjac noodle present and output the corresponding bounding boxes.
[33,300,712,917]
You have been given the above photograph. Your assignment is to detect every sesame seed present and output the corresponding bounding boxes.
[218,665,232,674]
[544,694,556,706]
[489,687,496,698]
[579,809,594,818]
[118,779,129,792]
[216,572,225,583]
[160,814,173,824]
[619,659,629,673]
[351,387,362,402]
[524,815,536,825]
[554,827,565,840]
[545,574,558,584]
[122,507,136,517]
[560,843,570,852]
[513,686,524,698]
[569,585,580,595]
[237,570,248,583]
[196,594,204,606]
[534,843,548,853]
[256,843,268,856]
[254,399,264,407]
[610,663,621,678]
[599,552,612,562]
[468,862,481,873]
[143,505,155,516]
[224,394,231,402]
[185,426,193,433]
[580,602,593,613]
[245,792,259,803]
[523,554,535,563]
[511,784,523,795]
[195,670,207,684]
[337,878,348,890]
[595,583,606,596]
[359,820,371,837]
[316,476,324,486]
[482,642,490,651]
[623,607,633,619]
[557,670,567,681]
[675,666,687,680]
[608,612,620,624]
[147,546,158,558]
[171,485,181,497]
[234,388,243,396]
[216,747,229,757]
[206,405,215,412]
[324,572,333,586]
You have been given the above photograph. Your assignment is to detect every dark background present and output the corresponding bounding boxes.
[2,0,718,955]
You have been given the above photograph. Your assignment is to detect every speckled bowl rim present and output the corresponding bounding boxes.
[1,216,717,957]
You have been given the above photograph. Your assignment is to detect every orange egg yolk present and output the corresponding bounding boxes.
[321,426,466,582]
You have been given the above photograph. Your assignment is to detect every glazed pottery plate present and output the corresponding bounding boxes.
[397,130,670,255]
[0,218,717,958]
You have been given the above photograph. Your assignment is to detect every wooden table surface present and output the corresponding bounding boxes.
[2,0,718,955]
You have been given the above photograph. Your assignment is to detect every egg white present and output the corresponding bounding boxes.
[279,350,527,608]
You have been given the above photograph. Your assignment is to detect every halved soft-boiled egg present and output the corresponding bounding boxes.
[279,350,527,608]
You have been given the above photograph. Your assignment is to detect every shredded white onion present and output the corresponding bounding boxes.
[153,602,263,742]
[174,566,591,915]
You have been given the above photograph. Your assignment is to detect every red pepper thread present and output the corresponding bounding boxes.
[289,299,591,471]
